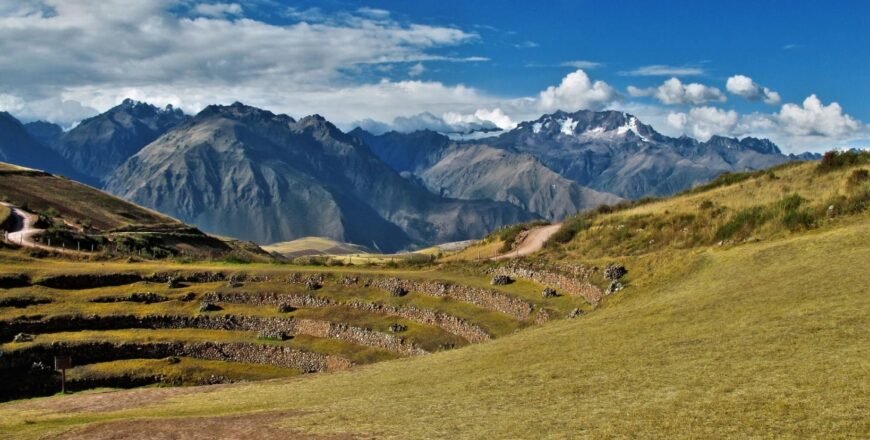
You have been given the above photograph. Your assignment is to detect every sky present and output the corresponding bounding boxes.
[0,0,867,152]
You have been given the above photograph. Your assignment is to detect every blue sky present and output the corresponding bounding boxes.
[0,0,866,151]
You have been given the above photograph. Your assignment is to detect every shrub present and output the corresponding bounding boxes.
[817,150,870,173]
[777,194,815,231]
[715,206,770,241]
[546,215,591,246]
[846,169,869,188]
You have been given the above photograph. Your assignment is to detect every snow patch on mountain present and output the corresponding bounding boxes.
[559,117,578,135]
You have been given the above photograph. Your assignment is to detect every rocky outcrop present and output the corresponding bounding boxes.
[204,291,491,343]
[490,275,514,286]
[488,262,603,304]
[604,264,628,281]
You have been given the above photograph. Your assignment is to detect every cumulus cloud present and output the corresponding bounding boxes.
[726,75,781,105]
[354,108,513,135]
[659,94,866,151]
[537,69,616,112]
[776,94,861,137]
[0,93,97,127]
[628,78,726,105]
[443,108,515,131]
[666,106,740,140]
[0,0,484,125]
[619,65,705,77]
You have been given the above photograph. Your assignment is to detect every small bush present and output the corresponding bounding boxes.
[817,150,870,173]
[715,206,770,241]
[846,169,869,188]
[546,215,591,246]
[777,194,815,231]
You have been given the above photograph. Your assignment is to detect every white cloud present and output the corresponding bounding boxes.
[726,75,781,105]
[537,69,616,112]
[560,60,602,69]
[628,77,725,105]
[619,65,705,77]
[408,63,425,77]
[776,94,861,138]
[658,95,866,152]
[666,107,740,141]
[354,108,513,135]
[514,41,539,49]
[192,2,243,18]
[355,7,390,20]
[0,93,97,127]
[444,108,516,131]
[0,0,482,125]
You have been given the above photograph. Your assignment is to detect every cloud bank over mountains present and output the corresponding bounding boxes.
[0,0,864,152]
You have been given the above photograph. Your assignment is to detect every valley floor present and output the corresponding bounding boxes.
[1,215,867,439]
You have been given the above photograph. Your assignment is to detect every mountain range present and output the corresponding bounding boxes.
[105,103,532,251]
[23,99,188,185]
[0,100,820,250]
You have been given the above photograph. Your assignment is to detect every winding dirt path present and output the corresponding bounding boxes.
[1,202,85,254]
[493,223,562,260]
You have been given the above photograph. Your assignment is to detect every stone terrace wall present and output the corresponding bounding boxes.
[0,341,351,373]
[361,277,533,321]
[1,314,423,356]
[205,291,491,344]
[487,262,603,304]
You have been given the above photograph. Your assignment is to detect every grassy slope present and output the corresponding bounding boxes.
[67,358,301,384]
[0,204,10,228]
[0,164,177,231]
[2,214,866,438]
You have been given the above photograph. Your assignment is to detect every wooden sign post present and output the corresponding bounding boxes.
[54,356,71,394]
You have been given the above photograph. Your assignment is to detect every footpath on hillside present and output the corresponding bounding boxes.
[1,202,85,254]
[493,223,562,260]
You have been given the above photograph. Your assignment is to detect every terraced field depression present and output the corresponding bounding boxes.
[0,262,612,401]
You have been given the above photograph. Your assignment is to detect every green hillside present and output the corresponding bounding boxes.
[0,155,867,438]
[0,162,264,259]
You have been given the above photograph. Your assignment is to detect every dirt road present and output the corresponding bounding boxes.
[2,202,40,247]
[2,202,84,254]
[493,223,561,260]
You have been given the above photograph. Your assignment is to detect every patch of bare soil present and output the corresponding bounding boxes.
[494,223,562,259]
[16,383,234,414]
[51,410,358,440]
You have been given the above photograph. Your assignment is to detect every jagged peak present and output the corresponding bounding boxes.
[198,102,294,124]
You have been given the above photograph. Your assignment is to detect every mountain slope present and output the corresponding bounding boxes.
[484,110,795,199]
[352,129,622,219]
[0,161,259,258]
[22,120,63,149]
[55,99,187,182]
[0,113,89,183]
[106,103,532,251]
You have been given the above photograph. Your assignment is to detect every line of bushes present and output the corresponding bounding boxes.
[817,150,870,173]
